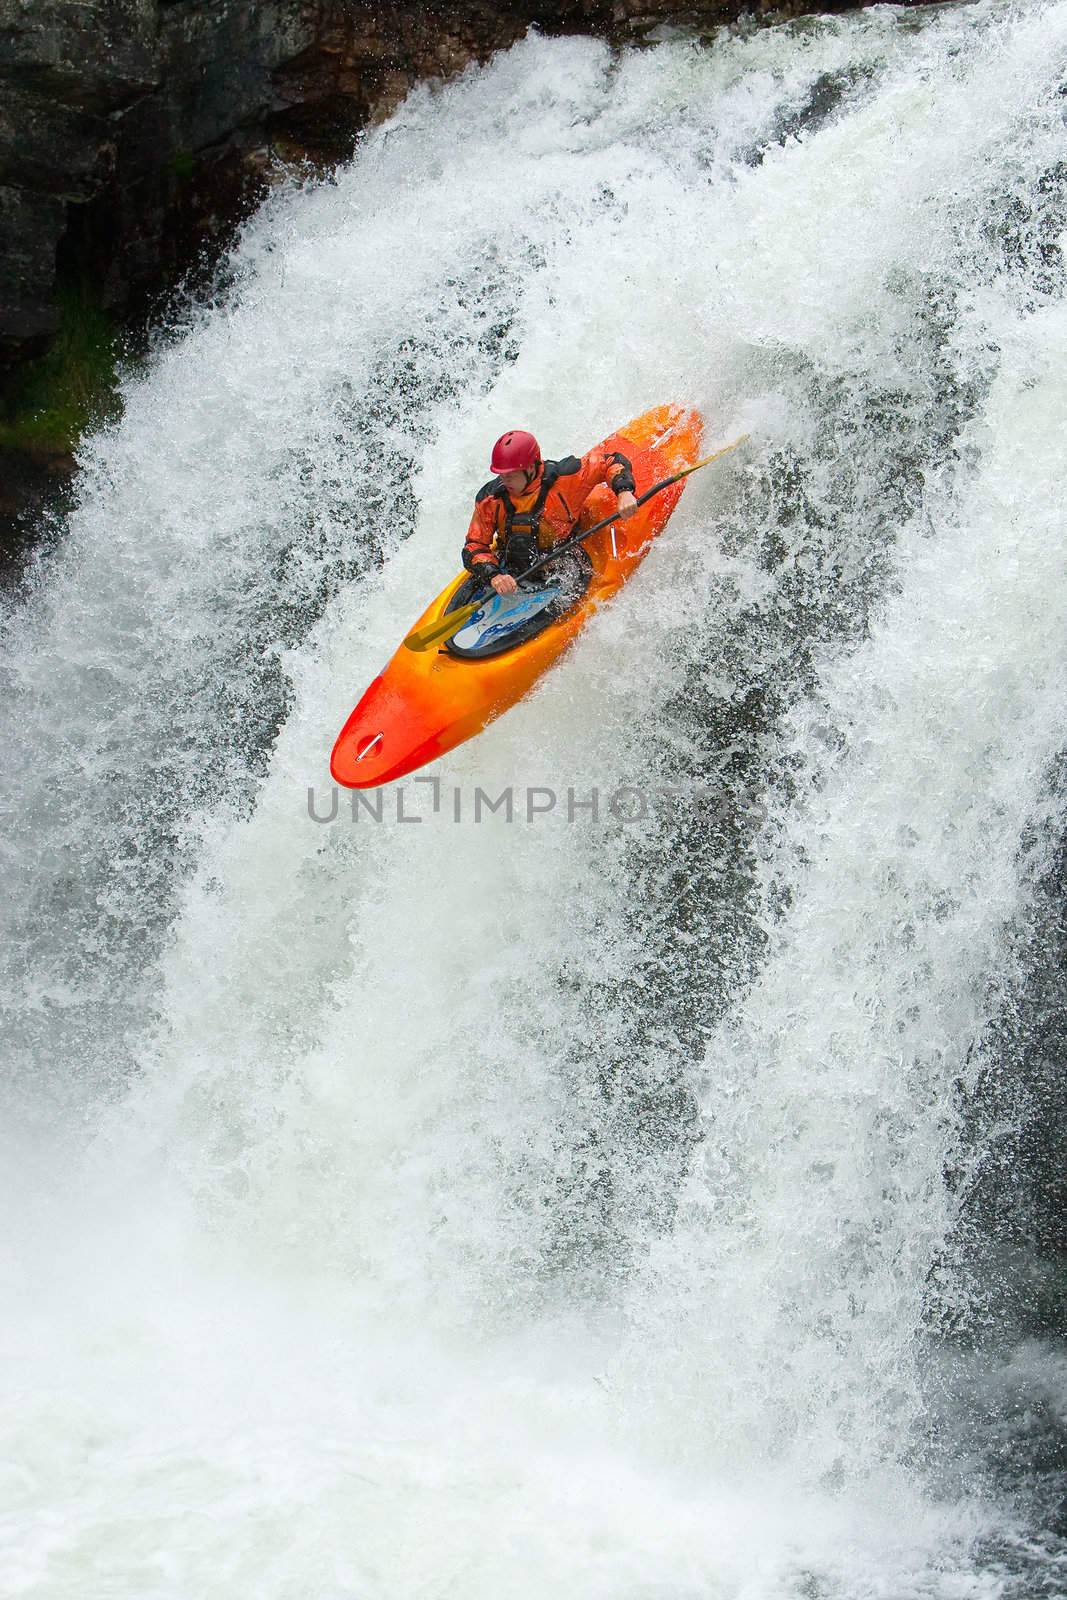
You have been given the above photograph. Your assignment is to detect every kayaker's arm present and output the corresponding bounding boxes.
[609,454,637,518]
[606,450,636,494]
[575,445,638,520]
[461,494,502,583]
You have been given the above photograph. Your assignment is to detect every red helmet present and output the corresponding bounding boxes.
[490,430,540,476]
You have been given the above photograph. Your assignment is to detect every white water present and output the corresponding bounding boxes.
[3,3,1067,1593]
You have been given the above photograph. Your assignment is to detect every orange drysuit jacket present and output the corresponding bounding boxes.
[462,445,635,575]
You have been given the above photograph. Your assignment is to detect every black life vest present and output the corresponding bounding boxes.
[477,456,583,552]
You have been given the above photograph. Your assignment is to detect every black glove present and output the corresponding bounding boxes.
[462,550,500,582]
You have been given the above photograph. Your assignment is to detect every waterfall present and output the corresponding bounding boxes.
[3,3,1066,1592]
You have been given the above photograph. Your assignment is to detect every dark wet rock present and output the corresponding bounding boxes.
[0,0,304,359]
[0,441,73,577]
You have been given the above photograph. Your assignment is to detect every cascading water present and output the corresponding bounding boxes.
[3,2,1067,1593]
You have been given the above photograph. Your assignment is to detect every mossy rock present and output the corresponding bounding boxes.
[0,283,122,454]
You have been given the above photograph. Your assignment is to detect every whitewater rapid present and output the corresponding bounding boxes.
[3,2,1067,1593]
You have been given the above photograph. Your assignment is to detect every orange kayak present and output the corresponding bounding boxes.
[331,403,703,789]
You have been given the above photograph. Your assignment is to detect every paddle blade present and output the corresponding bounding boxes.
[404,596,485,652]
[681,433,749,478]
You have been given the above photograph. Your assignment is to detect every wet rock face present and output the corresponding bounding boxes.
[1,0,155,350]
[0,0,309,357]
[0,439,74,577]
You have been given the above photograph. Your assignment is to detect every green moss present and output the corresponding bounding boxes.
[170,149,196,182]
[0,284,122,454]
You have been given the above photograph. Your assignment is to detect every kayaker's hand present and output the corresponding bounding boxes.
[491,573,518,595]
[615,491,638,520]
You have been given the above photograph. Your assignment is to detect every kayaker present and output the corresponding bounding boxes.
[463,430,639,595]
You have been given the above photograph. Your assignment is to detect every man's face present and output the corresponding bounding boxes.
[498,468,533,497]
